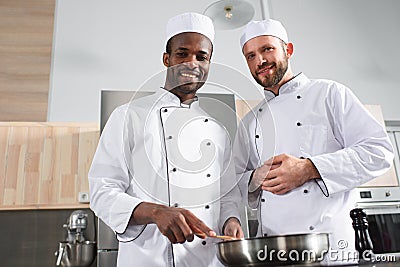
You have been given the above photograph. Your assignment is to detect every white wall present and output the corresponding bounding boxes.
[48,0,400,122]
[268,0,400,121]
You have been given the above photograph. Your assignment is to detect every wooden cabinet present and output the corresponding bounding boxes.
[0,0,55,122]
[0,122,99,209]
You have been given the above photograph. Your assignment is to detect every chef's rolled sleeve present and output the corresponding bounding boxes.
[310,139,393,196]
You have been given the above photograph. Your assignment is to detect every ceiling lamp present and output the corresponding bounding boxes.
[204,0,255,30]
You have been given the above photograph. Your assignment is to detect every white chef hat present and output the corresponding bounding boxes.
[166,12,215,45]
[240,19,288,49]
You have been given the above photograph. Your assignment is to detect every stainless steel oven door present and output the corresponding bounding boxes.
[97,250,117,267]
[97,218,118,267]
[356,202,400,255]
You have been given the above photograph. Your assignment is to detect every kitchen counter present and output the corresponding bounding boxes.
[0,203,90,210]
[0,208,97,266]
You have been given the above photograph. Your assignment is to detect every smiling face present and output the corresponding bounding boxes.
[163,32,213,102]
[243,35,293,94]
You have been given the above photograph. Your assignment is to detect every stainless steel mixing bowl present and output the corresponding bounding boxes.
[58,241,97,267]
[217,233,329,266]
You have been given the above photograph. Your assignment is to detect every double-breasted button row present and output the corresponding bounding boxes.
[172,203,211,210]
[255,106,264,139]
[296,95,302,127]
[164,116,210,141]
[169,168,212,179]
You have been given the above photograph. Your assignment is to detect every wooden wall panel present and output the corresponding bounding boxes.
[235,99,261,120]
[0,0,55,121]
[0,122,99,209]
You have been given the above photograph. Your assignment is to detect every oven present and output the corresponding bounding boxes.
[355,120,400,257]
[356,201,400,255]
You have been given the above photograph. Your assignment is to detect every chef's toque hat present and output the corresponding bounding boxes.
[240,19,288,49]
[166,12,215,45]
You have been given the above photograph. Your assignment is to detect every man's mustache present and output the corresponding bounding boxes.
[257,61,274,71]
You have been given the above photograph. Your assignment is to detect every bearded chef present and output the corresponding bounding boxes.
[89,12,243,267]
[234,19,394,264]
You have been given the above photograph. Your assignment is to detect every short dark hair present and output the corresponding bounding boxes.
[280,39,287,53]
[165,38,173,54]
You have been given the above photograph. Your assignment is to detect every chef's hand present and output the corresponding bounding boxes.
[250,162,280,192]
[261,154,321,195]
[131,202,216,244]
[223,217,244,238]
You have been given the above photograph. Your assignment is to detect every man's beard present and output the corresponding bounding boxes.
[253,58,288,89]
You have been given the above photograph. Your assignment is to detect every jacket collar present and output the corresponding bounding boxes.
[263,73,309,101]
[154,87,199,108]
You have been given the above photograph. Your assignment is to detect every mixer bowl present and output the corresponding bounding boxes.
[59,241,96,267]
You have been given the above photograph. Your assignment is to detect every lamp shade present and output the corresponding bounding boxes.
[204,0,255,30]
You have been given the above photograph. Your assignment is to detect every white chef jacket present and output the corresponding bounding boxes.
[234,73,394,264]
[89,88,241,267]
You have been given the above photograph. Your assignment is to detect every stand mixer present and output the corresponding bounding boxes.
[65,210,88,243]
[55,210,96,267]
